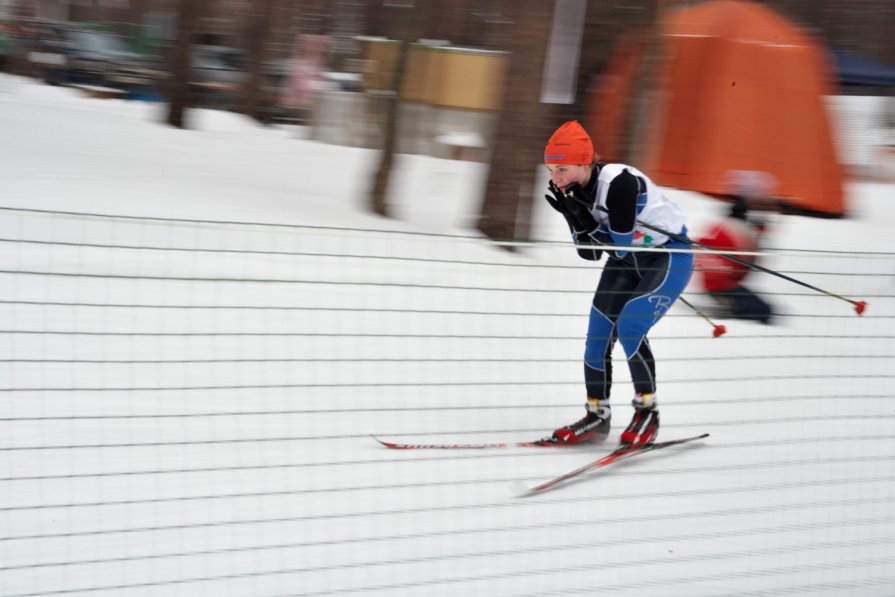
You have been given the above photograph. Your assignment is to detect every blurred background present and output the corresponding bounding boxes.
[2,0,894,238]
[2,3,895,596]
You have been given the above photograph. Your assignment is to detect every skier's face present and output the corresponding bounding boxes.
[546,164,591,193]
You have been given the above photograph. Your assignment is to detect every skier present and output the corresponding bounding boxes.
[696,191,774,325]
[542,120,694,446]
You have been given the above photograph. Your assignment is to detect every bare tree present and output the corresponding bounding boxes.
[553,2,623,124]
[369,0,429,216]
[369,43,407,214]
[624,0,673,164]
[241,0,278,122]
[166,0,200,128]
[477,1,555,243]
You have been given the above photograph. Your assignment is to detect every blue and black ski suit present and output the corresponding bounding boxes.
[547,163,694,400]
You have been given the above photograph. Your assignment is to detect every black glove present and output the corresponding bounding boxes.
[546,182,610,262]
[545,181,586,237]
[546,181,594,230]
[562,183,600,232]
[544,181,571,215]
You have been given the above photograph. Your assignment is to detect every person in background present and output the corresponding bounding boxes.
[542,121,694,447]
[279,34,330,125]
[696,173,775,325]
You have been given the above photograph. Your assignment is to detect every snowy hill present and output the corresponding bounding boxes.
[1,73,893,597]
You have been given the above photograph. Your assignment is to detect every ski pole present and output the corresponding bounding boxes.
[678,296,727,337]
[575,197,868,316]
[646,218,867,315]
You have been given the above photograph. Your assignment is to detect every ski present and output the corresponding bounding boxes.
[371,435,585,450]
[523,433,710,495]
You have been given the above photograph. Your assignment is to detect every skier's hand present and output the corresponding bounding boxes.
[562,183,600,233]
[544,181,571,215]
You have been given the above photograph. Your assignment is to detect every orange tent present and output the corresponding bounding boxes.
[589,0,845,216]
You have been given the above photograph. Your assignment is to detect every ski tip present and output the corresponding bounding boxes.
[523,485,552,496]
[371,435,513,450]
[371,435,402,449]
[518,483,550,497]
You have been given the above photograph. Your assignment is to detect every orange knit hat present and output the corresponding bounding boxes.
[544,120,594,165]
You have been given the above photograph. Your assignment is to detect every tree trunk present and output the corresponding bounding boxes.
[369,45,409,217]
[166,0,199,129]
[478,2,555,244]
[242,0,277,123]
[624,0,671,164]
[553,1,617,124]
[369,1,428,217]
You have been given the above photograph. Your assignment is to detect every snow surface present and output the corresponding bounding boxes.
[0,74,893,597]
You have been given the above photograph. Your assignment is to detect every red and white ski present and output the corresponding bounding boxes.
[372,435,605,450]
[524,433,710,495]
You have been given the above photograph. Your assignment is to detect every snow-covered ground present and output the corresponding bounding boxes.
[1,74,893,596]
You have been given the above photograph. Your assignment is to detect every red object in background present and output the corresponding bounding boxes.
[587,0,845,216]
[696,217,760,293]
